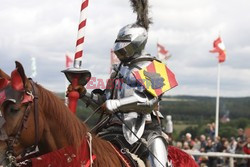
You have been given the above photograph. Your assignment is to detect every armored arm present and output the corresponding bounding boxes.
[105,90,159,114]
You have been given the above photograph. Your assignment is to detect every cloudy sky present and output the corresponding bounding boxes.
[0,0,250,97]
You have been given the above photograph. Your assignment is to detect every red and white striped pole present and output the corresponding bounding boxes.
[62,0,91,114]
[74,0,88,69]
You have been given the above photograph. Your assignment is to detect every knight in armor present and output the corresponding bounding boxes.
[68,0,177,166]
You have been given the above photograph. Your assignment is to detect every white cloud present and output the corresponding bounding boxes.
[0,0,250,97]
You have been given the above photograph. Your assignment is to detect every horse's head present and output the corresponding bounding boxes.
[0,61,38,165]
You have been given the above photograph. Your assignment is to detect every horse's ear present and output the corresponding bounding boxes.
[10,61,27,91]
[0,69,10,80]
[0,78,9,90]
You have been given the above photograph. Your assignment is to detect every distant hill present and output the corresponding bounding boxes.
[56,93,250,123]
[56,93,250,138]
[160,96,250,123]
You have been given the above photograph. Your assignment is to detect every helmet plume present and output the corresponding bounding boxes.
[129,0,152,30]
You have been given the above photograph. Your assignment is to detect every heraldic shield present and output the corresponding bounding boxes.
[133,60,178,97]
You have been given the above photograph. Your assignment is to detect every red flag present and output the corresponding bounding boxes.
[210,37,226,63]
[157,43,171,62]
[66,55,73,68]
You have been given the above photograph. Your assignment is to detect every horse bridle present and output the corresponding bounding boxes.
[2,79,39,167]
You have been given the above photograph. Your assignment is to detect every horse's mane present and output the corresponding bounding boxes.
[35,83,88,148]
[33,83,123,166]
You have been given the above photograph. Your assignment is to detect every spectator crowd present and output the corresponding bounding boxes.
[169,127,250,167]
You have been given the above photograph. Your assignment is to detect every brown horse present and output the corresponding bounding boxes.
[0,62,198,167]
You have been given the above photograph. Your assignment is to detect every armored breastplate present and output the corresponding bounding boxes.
[113,65,140,99]
[107,60,154,144]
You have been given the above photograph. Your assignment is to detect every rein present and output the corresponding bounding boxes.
[5,79,39,167]
[83,105,111,134]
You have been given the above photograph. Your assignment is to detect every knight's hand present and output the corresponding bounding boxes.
[102,100,120,114]
[66,84,86,97]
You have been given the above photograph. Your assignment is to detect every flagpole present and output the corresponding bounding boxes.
[215,62,221,138]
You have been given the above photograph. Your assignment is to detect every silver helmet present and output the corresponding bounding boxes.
[114,0,151,62]
[114,24,148,61]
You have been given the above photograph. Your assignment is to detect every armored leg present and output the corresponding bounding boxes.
[145,132,171,167]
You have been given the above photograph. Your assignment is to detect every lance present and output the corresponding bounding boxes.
[62,0,91,113]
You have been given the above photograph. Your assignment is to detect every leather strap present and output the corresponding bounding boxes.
[29,79,39,149]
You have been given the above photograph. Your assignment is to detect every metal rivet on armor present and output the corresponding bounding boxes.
[71,154,76,158]
[37,157,42,160]
[48,164,51,167]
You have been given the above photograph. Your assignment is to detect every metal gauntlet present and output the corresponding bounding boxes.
[80,89,105,110]
[105,90,158,113]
